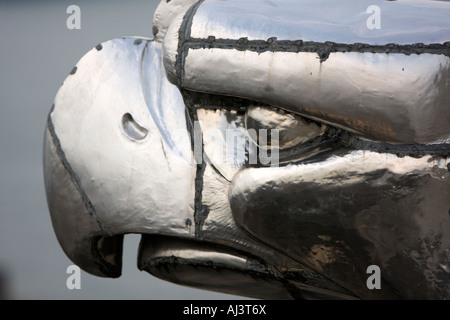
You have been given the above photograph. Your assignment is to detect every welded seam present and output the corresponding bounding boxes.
[181,36,450,62]
[176,3,210,240]
[180,91,210,240]
[338,130,450,158]
[47,106,109,234]
[175,0,205,86]
[192,108,209,240]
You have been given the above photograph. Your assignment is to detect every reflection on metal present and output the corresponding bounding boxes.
[121,113,148,141]
[44,0,450,299]
[245,106,327,151]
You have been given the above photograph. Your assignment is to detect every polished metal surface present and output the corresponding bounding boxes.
[152,0,199,43]
[188,0,450,44]
[163,0,450,144]
[45,37,197,276]
[245,106,327,151]
[44,0,450,299]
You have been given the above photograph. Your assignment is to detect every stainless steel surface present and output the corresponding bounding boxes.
[45,37,197,275]
[230,151,450,299]
[189,0,450,44]
[163,0,450,144]
[138,235,296,300]
[45,35,348,299]
[44,125,123,277]
[245,106,327,151]
[44,0,450,299]
[152,0,199,43]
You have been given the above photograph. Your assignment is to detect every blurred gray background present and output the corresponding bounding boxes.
[0,0,245,299]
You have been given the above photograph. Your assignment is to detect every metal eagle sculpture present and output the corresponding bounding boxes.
[43,0,450,299]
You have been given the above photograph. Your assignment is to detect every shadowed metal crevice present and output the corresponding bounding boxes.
[139,255,277,276]
[281,127,450,162]
[90,235,123,278]
[194,162,209,239]
[339,131,450,158]
[46,105,109,233]
[180,90,450,162]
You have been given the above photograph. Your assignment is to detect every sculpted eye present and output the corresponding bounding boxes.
[244,106,327,151]
[121,113,148,141]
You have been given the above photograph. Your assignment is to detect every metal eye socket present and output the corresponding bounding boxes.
[244,106,326,151]
[121,113,148,141]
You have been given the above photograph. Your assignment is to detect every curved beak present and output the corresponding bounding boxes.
[44,123,123,277]
[43,37,195,277]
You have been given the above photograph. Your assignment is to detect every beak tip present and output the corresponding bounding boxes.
[44,122,124,279]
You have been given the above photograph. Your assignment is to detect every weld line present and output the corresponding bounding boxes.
[176,0,205,86]
[183,37,450,61]
[339,131,450,158]
[47,106,109,234]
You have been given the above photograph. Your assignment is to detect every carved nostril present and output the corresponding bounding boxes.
[121,113,148,141]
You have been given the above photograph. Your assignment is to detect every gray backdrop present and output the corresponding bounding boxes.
[0,0,246,300]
